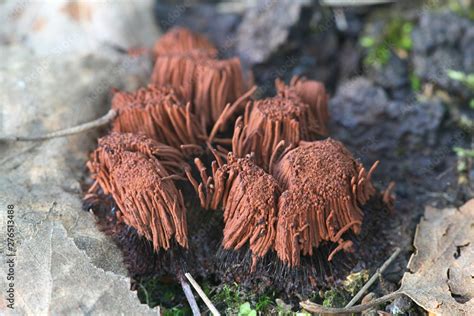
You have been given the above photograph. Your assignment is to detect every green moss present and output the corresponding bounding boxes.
[386,19,413,51]
[137,276,191,314]
[454,147,474,158]
[360,36,376,48]
[360,17,414,67]
[364,45,391,67]
[255,294,273,312]
[319,270,370,308]
[459,115,474,131]
[454,146,473,184]
[238,302,257,316]
[322,288,348,308]
[447,70,474,90]
[410,72,422,92]
[448,0,474,20]
[343,270,370,296]
[138,270,371,314]
[163,306,190,316]
[211,283,245,313]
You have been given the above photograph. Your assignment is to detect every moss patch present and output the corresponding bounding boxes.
[360,17,414,67]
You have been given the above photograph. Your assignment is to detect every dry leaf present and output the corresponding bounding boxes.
[300,199,474,315]
[400,199,474,315]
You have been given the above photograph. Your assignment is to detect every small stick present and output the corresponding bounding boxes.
[0,109,117,142]
[185,272,221,316]
[345,247,401,308]
[300,247,403,314]
[301,291,403,314]
[179,276,201,316]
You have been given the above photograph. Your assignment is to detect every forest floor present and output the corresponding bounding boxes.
[121,1,474,314]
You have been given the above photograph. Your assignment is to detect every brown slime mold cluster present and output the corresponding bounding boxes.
[86,132,188,251]
[151,54,246,129]
[188,139,378,269]
[111,85,205,153]
[87,27,251,267]
[186,152,280,270]
[273,140,378,266]
[231,77,329,170]
[84,27,391,291]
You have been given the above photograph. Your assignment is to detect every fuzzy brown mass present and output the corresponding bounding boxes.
[273,139,378,266]
[83,27,390,295]
[186,153,280,270]
[151,52,246,130]
[188,139,379,269]
[111,85,206,154]
[231,77,329,171]
[86,132,189,251]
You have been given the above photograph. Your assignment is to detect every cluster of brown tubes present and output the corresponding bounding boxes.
[111,85,205,155]
[86,132,188,251]
[151,27,246,130]
[188,139,378,268]
[86,27,385,277]
[230,77,329,170]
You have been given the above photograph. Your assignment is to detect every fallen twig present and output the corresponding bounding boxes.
[185,272,221,316]
[300,247,402,314]
[0,109,117,142]
[346,247,401,307]
[300,291,403,314]
[179,276,201,316]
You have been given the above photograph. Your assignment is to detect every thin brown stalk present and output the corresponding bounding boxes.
[0,109,117,142]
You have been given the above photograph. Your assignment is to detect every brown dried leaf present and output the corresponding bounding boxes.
[300,200,474,315]
[400,199,474,315]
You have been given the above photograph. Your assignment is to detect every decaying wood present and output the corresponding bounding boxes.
[301,247,403,313]
[345,247,401,308]
[185,272,221,316]
[179,276,201,316]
